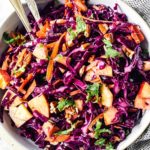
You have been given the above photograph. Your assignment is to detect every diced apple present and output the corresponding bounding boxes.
[143,61,150,71]
[0,69,11,89]
[101,84,113,107]
[93,65,113,77]
[98,23,109,34]
[104,107,118,126]
[134,82,150,109]
[9,104,33,128]
[54,54,67,66]
[33,43,48,60]
[28,94,49,118]
[84,70,101,83]
[42,121,59,138]
[2,90,23,110]
[138,82,150,98]
[75,99,83,111]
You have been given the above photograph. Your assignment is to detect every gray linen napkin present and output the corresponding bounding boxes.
[123,0,150,149]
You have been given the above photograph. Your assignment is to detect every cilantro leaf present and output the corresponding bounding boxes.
[103,39,121,58]
[86,83,100,102]
[76,16,87,34]
[13,67,25,75]
[94,121,111,139]
[67,16,87,41]
[103,39,112,47]
[55,122,76,135]
[95,138,106,146]
[106,142,114,150]
[67,28,77,41]
[94,121,102,139]
[57,99,74,112]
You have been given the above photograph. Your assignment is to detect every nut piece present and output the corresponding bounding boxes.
[0,69,11,89]
[28,94,50,118]
[9,104,33,128]
[65,106,79,124]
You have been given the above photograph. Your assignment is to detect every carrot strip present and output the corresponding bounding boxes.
[70,90,81,96]
[18,73,33,92]
[46,59,54,82]
[46,32,66,82]
[23,80,36,99]
[62,43,67,52]
[50,32,66,59]
[88,113,103,131]
[74,0,88,12]
[47,42,56,49]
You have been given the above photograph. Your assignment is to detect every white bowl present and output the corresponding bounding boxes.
[0,0,150,150]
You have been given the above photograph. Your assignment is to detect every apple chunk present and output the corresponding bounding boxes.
[33,43,48,60]
[101,84,113,107]
[9,104,33,128]
[104,107,118,126]
[134,82,150,109]
[2,90,24,110]
[0,69,11,89]
[28,94,49,118]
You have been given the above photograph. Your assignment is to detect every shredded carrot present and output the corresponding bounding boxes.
[74,0,87,12]
[62,43,67,52]
[46,59,54,82]
[36,20,50,38]
[18,73,33,92]
[23,80,36,99]
[70,90,81,96]
[51,32,66,59]
[88,113,103,131]
[47,42,56,49]
[8,47,13,52]
[46,32,66,82]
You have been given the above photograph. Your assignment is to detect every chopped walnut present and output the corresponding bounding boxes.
[65,106,79,124]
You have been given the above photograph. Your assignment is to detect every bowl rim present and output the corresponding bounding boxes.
[0,0,150,150]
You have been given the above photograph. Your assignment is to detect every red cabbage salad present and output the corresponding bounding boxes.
[0,0,150,149]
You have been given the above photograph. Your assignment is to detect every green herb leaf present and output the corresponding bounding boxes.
[67,28,77,41]
[106,142,114,150]
[13,67,25,75]
[56,123,76,135]
[67,16,87,41]
[103,39,112,47]
[76,16,87,34]
[103,39,121,58]
[95,138,106,146]
[3,32,17,44]
[94,121,111,139]
[57,99,74,112]
[94,121,102,139]
[86,83,100,102]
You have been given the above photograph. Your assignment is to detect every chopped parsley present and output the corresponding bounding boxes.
[57,99,74,112]
[103,39,121,58]
[55,121,77,135]
[13,67,25,75]
[67,16,87,41]
[86,83,100,102]
[95,138,106,147]
[94,121,113,149]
